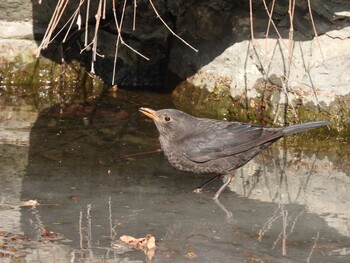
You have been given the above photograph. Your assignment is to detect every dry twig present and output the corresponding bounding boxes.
[148,0,198,52]
[307,0,324,60]
[37,0,197,84]
[249,0,255,45]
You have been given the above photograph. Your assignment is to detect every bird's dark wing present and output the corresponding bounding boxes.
[180,120,282,163]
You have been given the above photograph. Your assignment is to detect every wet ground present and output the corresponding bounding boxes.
[0,88,350,262]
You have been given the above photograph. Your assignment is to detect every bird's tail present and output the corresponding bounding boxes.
[282,121,330,135]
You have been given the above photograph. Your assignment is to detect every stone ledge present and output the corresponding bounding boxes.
[0,21,36,40]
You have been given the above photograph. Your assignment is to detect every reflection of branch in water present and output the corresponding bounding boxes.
[306,232,319,263]
[237,147,320,206]
[272,147,294,256]
[239,167,262,199]
[269,147,320,205]
[258,203,282,241]
[79,210,83,248]
[282,207,287,256]
[280,146,292,204]
[272,207,287,256]
[74,198,125,261]
[270,150,281,202]
[289,209,305,234]
[108,197,117,240]
[294,152,317,203]
[87,203,92,248]
[259,202,307,257]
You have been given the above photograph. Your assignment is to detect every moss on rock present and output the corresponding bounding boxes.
[0,54,104,108]
[172,78,348,139]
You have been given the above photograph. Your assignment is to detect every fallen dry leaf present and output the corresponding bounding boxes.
[120,235,143,247]
[186,251,197,259]
[145,235,156,250]
[40,228,61,239]
[21,199,39,207]
[159,201,175,205]
[70,195,81,201]
[120,234,155,249]
[120,234,156,262]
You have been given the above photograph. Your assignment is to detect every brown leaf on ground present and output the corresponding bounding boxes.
[70,195,81,201]
[21,199,39,206]
[159,201,175,205]
[186,251,197,259]
[41,228,61,239]
[120,234,156,262]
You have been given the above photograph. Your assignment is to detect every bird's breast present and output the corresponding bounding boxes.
[159,136,227,174]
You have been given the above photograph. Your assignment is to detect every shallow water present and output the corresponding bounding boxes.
[0,89,350,262]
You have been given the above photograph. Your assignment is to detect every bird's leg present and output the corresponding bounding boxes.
[212,173,235,200]
[193,174,222,193]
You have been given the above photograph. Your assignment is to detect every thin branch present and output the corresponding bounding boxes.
[37,0,196,85]
[264,0,275,40]
[84,0,91,47]
[63,0,85,43]
[92,0,103,61]
[121,41,150,61]
[249,0,255,45]
[89,0,103,73]
[284,0,298,120]
[111,0,124,84]
[46,8,80,47]
[116,149,161,160]
[133,0,137,31]
[102,0,106,19]
[36,0,70,55]
[148,0,198,52]
[111,0,150,84]
[287,0,295,66]
[307,0,324,60]
[262,0,289,50]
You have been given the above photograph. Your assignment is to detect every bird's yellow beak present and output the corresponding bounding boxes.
[139,107,160,121]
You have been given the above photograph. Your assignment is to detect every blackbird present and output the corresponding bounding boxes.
[139,107,330,199]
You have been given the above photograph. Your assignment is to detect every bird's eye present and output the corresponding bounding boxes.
[164,116,171,122]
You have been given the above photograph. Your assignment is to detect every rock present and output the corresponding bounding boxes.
[171,27,350,133]
[1,0,350,133]
[0,21,36,40]
[167,1,350,135]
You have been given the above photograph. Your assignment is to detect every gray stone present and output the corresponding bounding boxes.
[1,0,350,129]
[0,0,32,21]
[0,21,35,39]
[181,28,350,106]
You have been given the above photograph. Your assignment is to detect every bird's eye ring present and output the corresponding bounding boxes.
[164,116,171,122]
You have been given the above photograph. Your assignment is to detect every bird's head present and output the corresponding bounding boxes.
[139,108,193,140]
